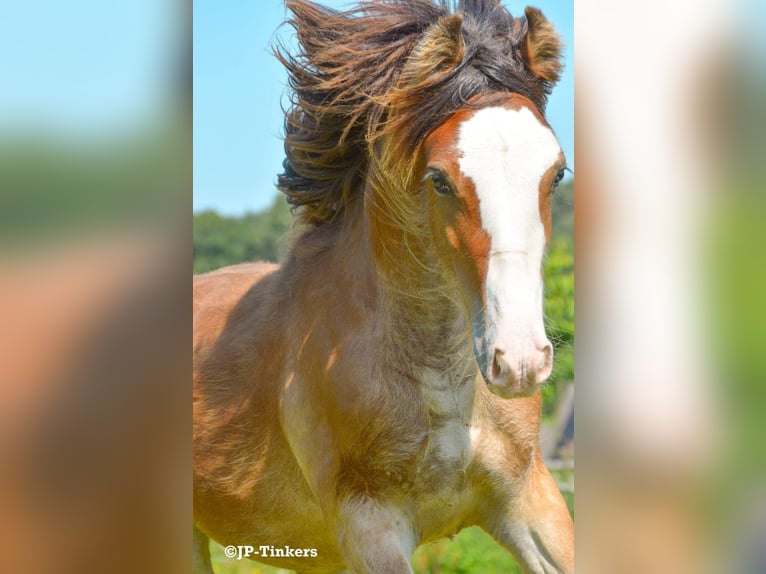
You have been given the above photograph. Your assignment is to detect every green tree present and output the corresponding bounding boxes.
[193,196,292,273]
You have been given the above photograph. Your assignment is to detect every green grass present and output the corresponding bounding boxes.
[411,527,522,574]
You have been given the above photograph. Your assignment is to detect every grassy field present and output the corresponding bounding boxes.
[209,492,573,573]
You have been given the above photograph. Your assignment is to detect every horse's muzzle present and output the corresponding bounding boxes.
[485,342,553,398]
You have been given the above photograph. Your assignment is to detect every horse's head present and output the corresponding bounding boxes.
[277,0,565,397]
[423,94,565,398]
[391,7,565,398]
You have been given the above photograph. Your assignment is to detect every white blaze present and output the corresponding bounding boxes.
[457,106,561,369]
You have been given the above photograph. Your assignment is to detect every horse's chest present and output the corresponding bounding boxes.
[422,416,471,477]
[415,375,474,493]
[412,409,477,539]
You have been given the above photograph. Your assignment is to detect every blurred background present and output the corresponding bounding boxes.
[574,0,766,572]
[0,1,189,573]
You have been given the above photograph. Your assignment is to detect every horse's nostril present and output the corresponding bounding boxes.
[491,348,508,381]
[542,343,553,365]
[488,344,551,390]
[537,343,554,383]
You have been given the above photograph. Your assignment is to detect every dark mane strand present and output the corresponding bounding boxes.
[275,0,561,225]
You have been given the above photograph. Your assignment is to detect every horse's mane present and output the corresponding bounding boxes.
[276,0,563,225]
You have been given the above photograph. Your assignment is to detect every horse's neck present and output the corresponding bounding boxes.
[355,207,472,377]
[291,202,473,378]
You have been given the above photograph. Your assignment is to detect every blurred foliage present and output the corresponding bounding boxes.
[542,180,575,416]
[542,238,574,416]
[193,197,292,274]
[551,178,574,240]
[0,121,187,252]
[706,183,766,480]
[411,527,522,573]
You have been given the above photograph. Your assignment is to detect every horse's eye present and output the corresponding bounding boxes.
[552,168,566,190]
[428,170,453,197]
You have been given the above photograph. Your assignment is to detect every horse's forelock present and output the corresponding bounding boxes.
[277,0,561,226]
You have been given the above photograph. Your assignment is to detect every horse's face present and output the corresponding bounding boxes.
[424,95,565,398]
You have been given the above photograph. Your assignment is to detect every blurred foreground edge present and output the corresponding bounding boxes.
[0,0,191,571]
[575,0,766,573]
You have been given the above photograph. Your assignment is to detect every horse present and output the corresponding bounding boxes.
[193,0,573,572]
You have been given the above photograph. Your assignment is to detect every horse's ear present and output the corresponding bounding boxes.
[434,14,465,70]
[521,7,563,85]
[406,14,465,82]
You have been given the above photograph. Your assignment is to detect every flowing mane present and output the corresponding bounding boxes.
[276,0,563,225]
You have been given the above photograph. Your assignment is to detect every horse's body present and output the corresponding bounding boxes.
[194,1,573,572]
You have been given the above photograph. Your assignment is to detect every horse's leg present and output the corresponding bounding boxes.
[484,457,573,574]
[332,498,415,574]
[193,526,214,574]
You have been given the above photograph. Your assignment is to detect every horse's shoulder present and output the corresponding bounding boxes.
[193,262,281,353]
[194,261,278,287]
[194,261,278,306]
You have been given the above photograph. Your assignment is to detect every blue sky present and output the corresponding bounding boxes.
[0,0,176,137]
[194,0,573,215]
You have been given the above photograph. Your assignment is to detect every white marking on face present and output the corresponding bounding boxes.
[457,106,561,387]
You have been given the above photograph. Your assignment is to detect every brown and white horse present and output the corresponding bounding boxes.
[194,1,573,572]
